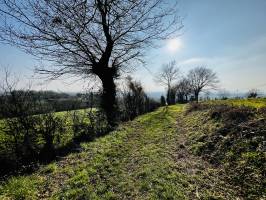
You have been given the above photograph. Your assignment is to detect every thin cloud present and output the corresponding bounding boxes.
[180,57,210,65]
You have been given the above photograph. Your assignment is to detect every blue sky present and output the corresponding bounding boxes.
[1,0,266,93]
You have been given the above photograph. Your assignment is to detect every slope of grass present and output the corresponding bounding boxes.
[183,102,266,199]
[0,105,240,200]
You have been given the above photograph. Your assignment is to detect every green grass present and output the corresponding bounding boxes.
[0,175,44,200]
[1,101,265,199]
[209,98,266,108]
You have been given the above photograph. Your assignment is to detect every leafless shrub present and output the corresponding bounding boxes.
[258,107,266,116]
[209,105,254,123]
[185,102,210,114]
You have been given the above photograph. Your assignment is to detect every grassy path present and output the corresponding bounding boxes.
[1,105,240,199]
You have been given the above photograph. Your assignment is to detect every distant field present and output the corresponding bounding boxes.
[208,98,266,108]
[0,108,95,131]
[0,108,95,164]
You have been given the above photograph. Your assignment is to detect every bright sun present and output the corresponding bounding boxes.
[167,38,182,52]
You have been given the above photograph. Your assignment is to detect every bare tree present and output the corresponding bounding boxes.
[155,60,180,104]
[175,77,191,103]
[187,66,218,102]
[0,0,183,126]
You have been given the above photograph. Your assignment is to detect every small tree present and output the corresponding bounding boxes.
[155,61,180,105]
[187,66,218,102]
[122,76,146,120]
[120,76,159,120]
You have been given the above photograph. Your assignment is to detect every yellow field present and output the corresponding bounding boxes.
[208,98,266,108]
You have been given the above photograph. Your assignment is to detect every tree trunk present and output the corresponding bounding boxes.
[166,89,170,105]
[194,91,199,102]
[167,88,173,105]
[100,74,118,127]
[92,61,118,127]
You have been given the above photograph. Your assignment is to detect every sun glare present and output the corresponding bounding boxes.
[167,38,182,52]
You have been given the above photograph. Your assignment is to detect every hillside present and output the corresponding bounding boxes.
[0,103,265,199]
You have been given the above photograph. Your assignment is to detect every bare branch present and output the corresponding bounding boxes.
[0,0,183,78]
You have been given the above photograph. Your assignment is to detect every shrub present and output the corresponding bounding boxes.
[247,89,258,98]
[209,105,254,123]
[258,107,266,116]
[120,76,160,121]
[88,110,110,136]
[71,110,90,141]
[38,113,67,162]
[209,104,229,120]
[186,102,210,114]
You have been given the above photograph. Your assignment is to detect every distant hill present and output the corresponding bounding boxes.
[146,91,164,100]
